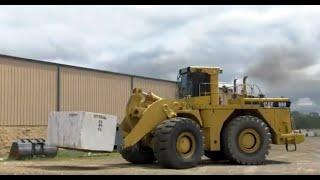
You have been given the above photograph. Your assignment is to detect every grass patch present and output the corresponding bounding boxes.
[56,149,119,159]
[1,149,120,162]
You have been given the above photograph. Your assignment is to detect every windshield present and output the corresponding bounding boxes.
[177,73,192,98]
[177,71,210,98]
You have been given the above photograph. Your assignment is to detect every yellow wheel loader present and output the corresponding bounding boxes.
[119,66,304,169]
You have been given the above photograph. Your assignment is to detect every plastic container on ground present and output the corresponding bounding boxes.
[47,111,117,152]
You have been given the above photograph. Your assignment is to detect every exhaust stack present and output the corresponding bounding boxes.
[233,78,237,94]
[242,76,248,96]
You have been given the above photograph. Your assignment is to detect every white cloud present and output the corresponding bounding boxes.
[1,5,320,110]
[296,98,316,106]
[292,97,320,113]
[298,63,320,78]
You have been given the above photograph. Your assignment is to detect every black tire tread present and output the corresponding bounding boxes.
[222,115,271,165]
[153,117,203,169]
[120,143,155,164]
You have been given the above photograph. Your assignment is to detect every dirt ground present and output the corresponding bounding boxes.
[0,137,319,175]
[0,127,47,157]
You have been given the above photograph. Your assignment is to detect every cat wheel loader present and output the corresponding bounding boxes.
[119,66,305,169]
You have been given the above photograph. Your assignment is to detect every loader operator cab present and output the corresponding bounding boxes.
[177,66,265,102]
[177,67,211,98]
[177,66,223,105]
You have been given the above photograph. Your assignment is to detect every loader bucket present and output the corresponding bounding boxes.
[120,88,162,138]
[120,88,188,148]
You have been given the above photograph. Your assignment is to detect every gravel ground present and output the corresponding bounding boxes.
[0,137,319,175]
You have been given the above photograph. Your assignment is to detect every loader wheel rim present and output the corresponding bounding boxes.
[238,129,261,153]
[176,132,196,158]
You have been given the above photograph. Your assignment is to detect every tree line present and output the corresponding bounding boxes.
[291,111,320,129]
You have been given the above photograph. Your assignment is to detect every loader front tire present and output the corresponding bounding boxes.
[222,115,271,165]
[120,143,155,164]
[153,118,203,169]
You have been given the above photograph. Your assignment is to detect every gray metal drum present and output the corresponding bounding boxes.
[31,139,45,155]
[9,138,58,160]
[9,139,33,160]
[43,146,58,157]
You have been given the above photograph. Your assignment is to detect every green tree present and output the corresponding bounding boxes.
[291,111,320,129]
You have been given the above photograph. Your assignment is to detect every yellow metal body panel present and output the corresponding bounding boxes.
[176,109,203,127]
[200,109,234,150]
[258,108,297,144]
[281,133,305,144]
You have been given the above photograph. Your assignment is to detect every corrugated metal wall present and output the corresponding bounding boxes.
[0,57,57,126]
[133,77,177,98]
[60,67,132,121]
[0,55,177,126]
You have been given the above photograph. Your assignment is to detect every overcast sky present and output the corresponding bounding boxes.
[1,5,320,113]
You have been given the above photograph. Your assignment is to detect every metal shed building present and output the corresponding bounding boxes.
[0,54,177,156]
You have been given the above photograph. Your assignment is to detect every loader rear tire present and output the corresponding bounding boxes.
[222,115,271,165]
[204,151,226,161]
[120,143,155,164]
[153,117,203,169]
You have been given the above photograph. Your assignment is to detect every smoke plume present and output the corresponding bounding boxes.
[244,45,320,113]
[246,45,317,88]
